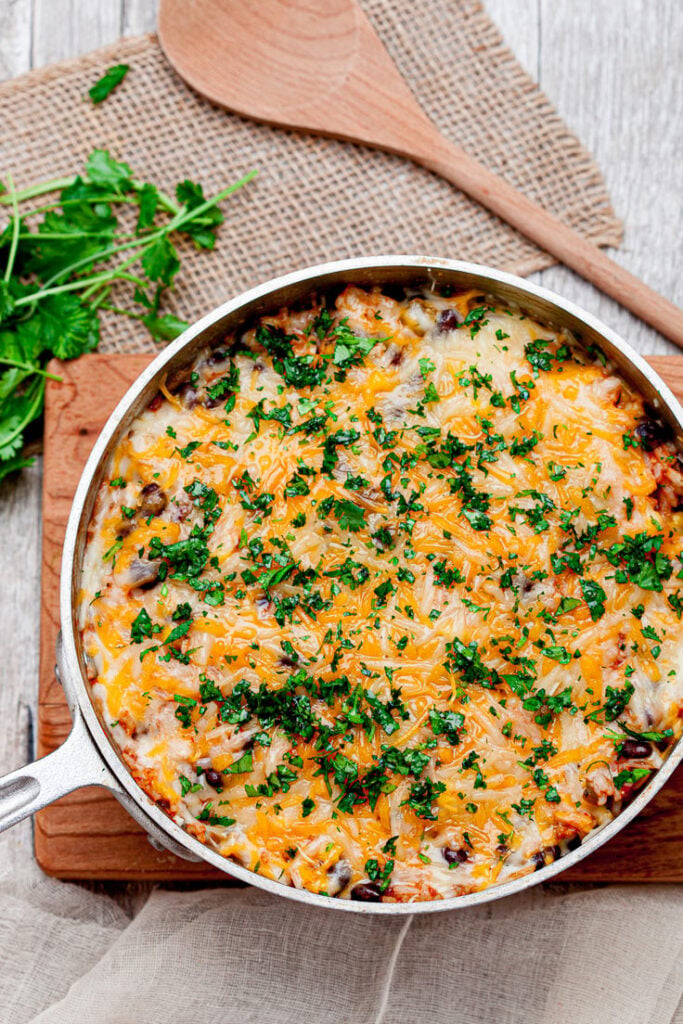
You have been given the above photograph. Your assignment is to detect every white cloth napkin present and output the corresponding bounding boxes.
[2,823,682,1024]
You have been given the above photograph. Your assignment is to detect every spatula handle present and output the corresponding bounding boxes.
[418,134,683,349]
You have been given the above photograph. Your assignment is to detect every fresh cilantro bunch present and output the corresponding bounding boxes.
[0,150,256,483]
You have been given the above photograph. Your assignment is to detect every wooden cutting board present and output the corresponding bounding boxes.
[36,352,683,880]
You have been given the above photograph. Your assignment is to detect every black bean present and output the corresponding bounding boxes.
[634,418,669,451]
[436,308,463,333]
[204,393,222,409]
[207,349,229,366]
[379,283,405,302]
[327,859,353,896]
[532,846,560,871]
[138,482,168,517]
[619,739,653,760]
[566,835,582,852]
[127,559,160,590]
[518,573,534,596]
[350,882,382,902]
[176,383,198,408]
[204,769,223,789]
[443,846,468,866]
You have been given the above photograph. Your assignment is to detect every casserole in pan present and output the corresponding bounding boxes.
[1,257,682,913]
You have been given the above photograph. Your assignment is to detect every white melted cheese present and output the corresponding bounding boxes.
[79,286,683,903]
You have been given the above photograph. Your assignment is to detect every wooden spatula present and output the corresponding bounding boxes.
[158,0,683,349]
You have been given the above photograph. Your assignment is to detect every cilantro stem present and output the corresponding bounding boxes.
[3,173,20,284]
[0,176,74,204]
[1,376,45,449]
[0,176,180,215]
[79,268,148,302]
[17,231,115,241]
[165,170,258,235]
[99,301,146,321]
[87,286,112,311]
[37,231,164,291]
[15,269,129,304]
[13,169,258,304]
[0,154,258,480]
[0,356,61,381]
[14,253,148,308]
[148,187,180,217]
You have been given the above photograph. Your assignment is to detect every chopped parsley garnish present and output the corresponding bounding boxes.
[613,767,651,791]
[605,532,672,591]
[333,498,366,532]
[429,707,464,744]
[401,779,446,820]
[130,608,155,643]
[85,283,683,898]
[302,796,315,817]
[580,579,607,620]
[585,682,635,723]
[365,857,394,891]
[445,638,500,689]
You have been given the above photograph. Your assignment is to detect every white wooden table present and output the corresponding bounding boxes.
[0,0,681,828]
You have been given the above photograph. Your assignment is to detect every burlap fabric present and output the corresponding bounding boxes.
[0,1,621,355]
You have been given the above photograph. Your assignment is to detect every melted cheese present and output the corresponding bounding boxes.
[80,285,683,903]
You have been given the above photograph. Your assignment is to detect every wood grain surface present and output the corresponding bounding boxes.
[34,352,683,880]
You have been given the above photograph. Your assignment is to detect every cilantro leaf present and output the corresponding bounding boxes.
[141,235,180,286]
[135,183,159,231]
[0,151,255,484]
[37,294,100,359]
[130,608,154,643]
[224,751,253,774]
[0,450,34,483]
[302,796,315,817]
[542,645,571,664]
[331,321,382,369]
[429,707,464,744]
[605,532,671,592]
[85,149,133,191]
[613,767,650,791]
[333,498,366,532]
[88,64,129,104]
[176,179,224,249]
[141,312,188,341]
[401,779,446,820]
[580,578,607,621]
[586,682,634,723]
[445,637,500,688]
[149,533,210,578]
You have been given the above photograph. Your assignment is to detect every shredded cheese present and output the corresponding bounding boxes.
[80,285,683,903]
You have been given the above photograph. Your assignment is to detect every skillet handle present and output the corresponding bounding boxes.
[0,704,120,833]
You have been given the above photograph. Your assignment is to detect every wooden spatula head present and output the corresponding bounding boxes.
[158,0,433,152]
[158,0,683,347]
